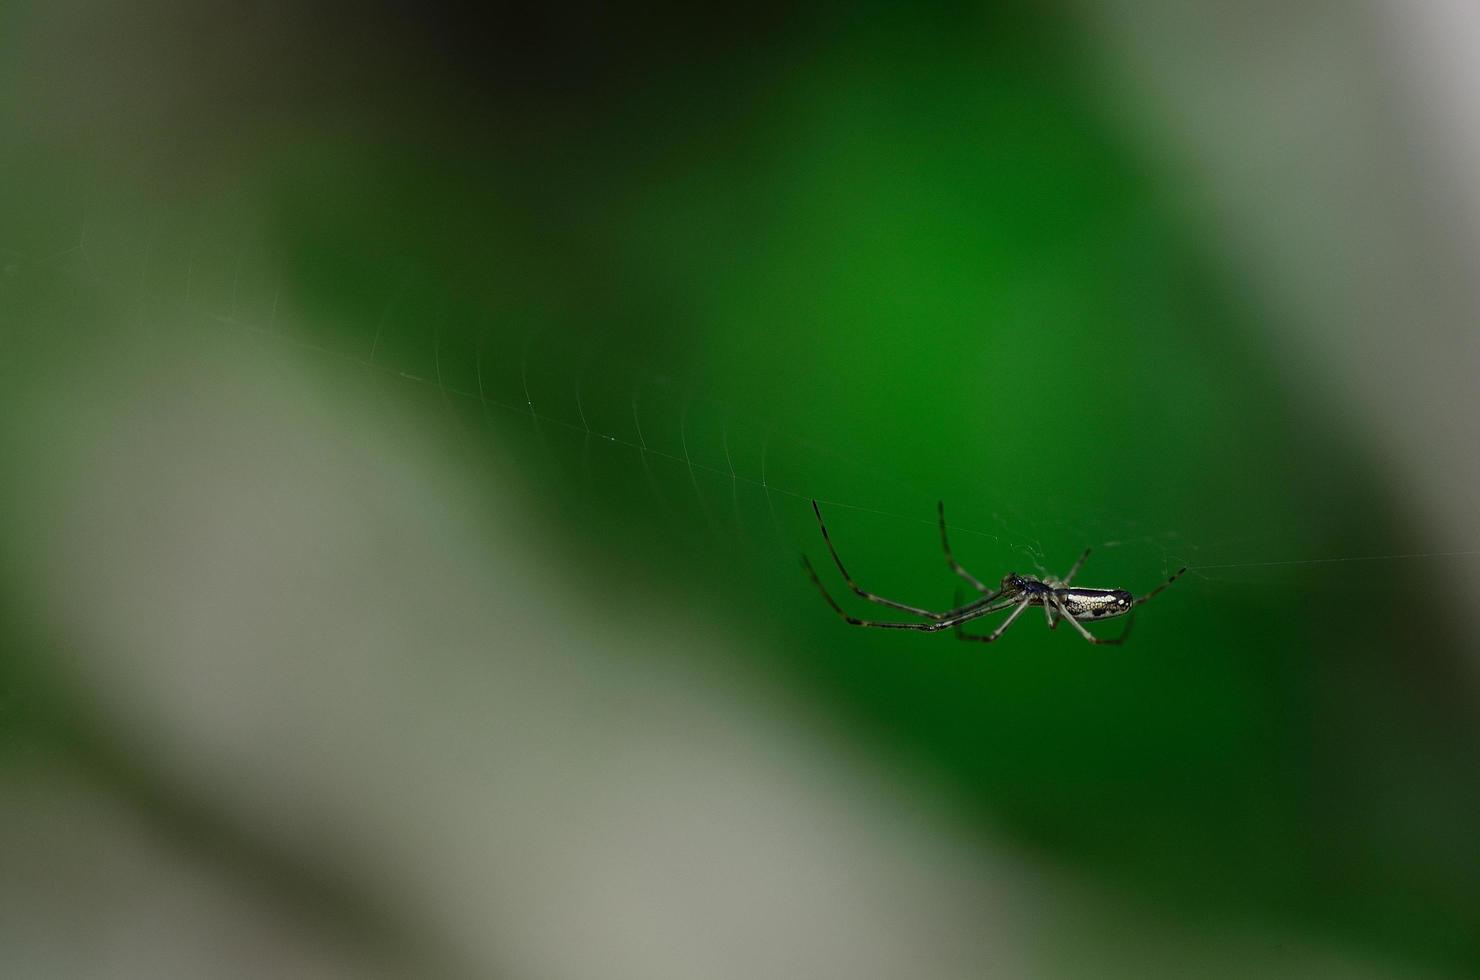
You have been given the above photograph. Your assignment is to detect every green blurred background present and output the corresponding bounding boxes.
[3,2,1479,977]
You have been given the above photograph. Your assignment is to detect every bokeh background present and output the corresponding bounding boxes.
[3,2,1479,977]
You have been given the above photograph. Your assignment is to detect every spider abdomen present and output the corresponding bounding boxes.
[1055,588,1135,620]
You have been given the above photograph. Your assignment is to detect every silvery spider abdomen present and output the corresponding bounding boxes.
[1055,588,1135,620]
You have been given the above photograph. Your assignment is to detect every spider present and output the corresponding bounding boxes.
[802,500,1186,645]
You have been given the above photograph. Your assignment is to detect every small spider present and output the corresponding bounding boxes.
[802,500,1186,645]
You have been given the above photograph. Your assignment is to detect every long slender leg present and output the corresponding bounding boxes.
[803,556,1009,631]
[938,501,992,594]
[1137,566,1188,604]
[1053,596,1135,645]
[1044,601,1058,630]
[1060,548,1092,586]
[955,598,1033,643]
[810,500,958,620]
[952,587,1025,639]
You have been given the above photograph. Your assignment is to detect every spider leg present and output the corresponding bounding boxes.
[1044,601,1058,630]
[1060,547,1092,586]
[955,597,1034,643]
[1052,595,1135,646]
[938,501,993,594]
[802,556,1009,631]
[953,581,1034,642]
[1135,566,1188,605]
[810,500,961,620]
[951,586,1023,636]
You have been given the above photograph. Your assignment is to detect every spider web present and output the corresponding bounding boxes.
[4,6,1474,633]
[11,218,1135,569]
[6,186,1473,616]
